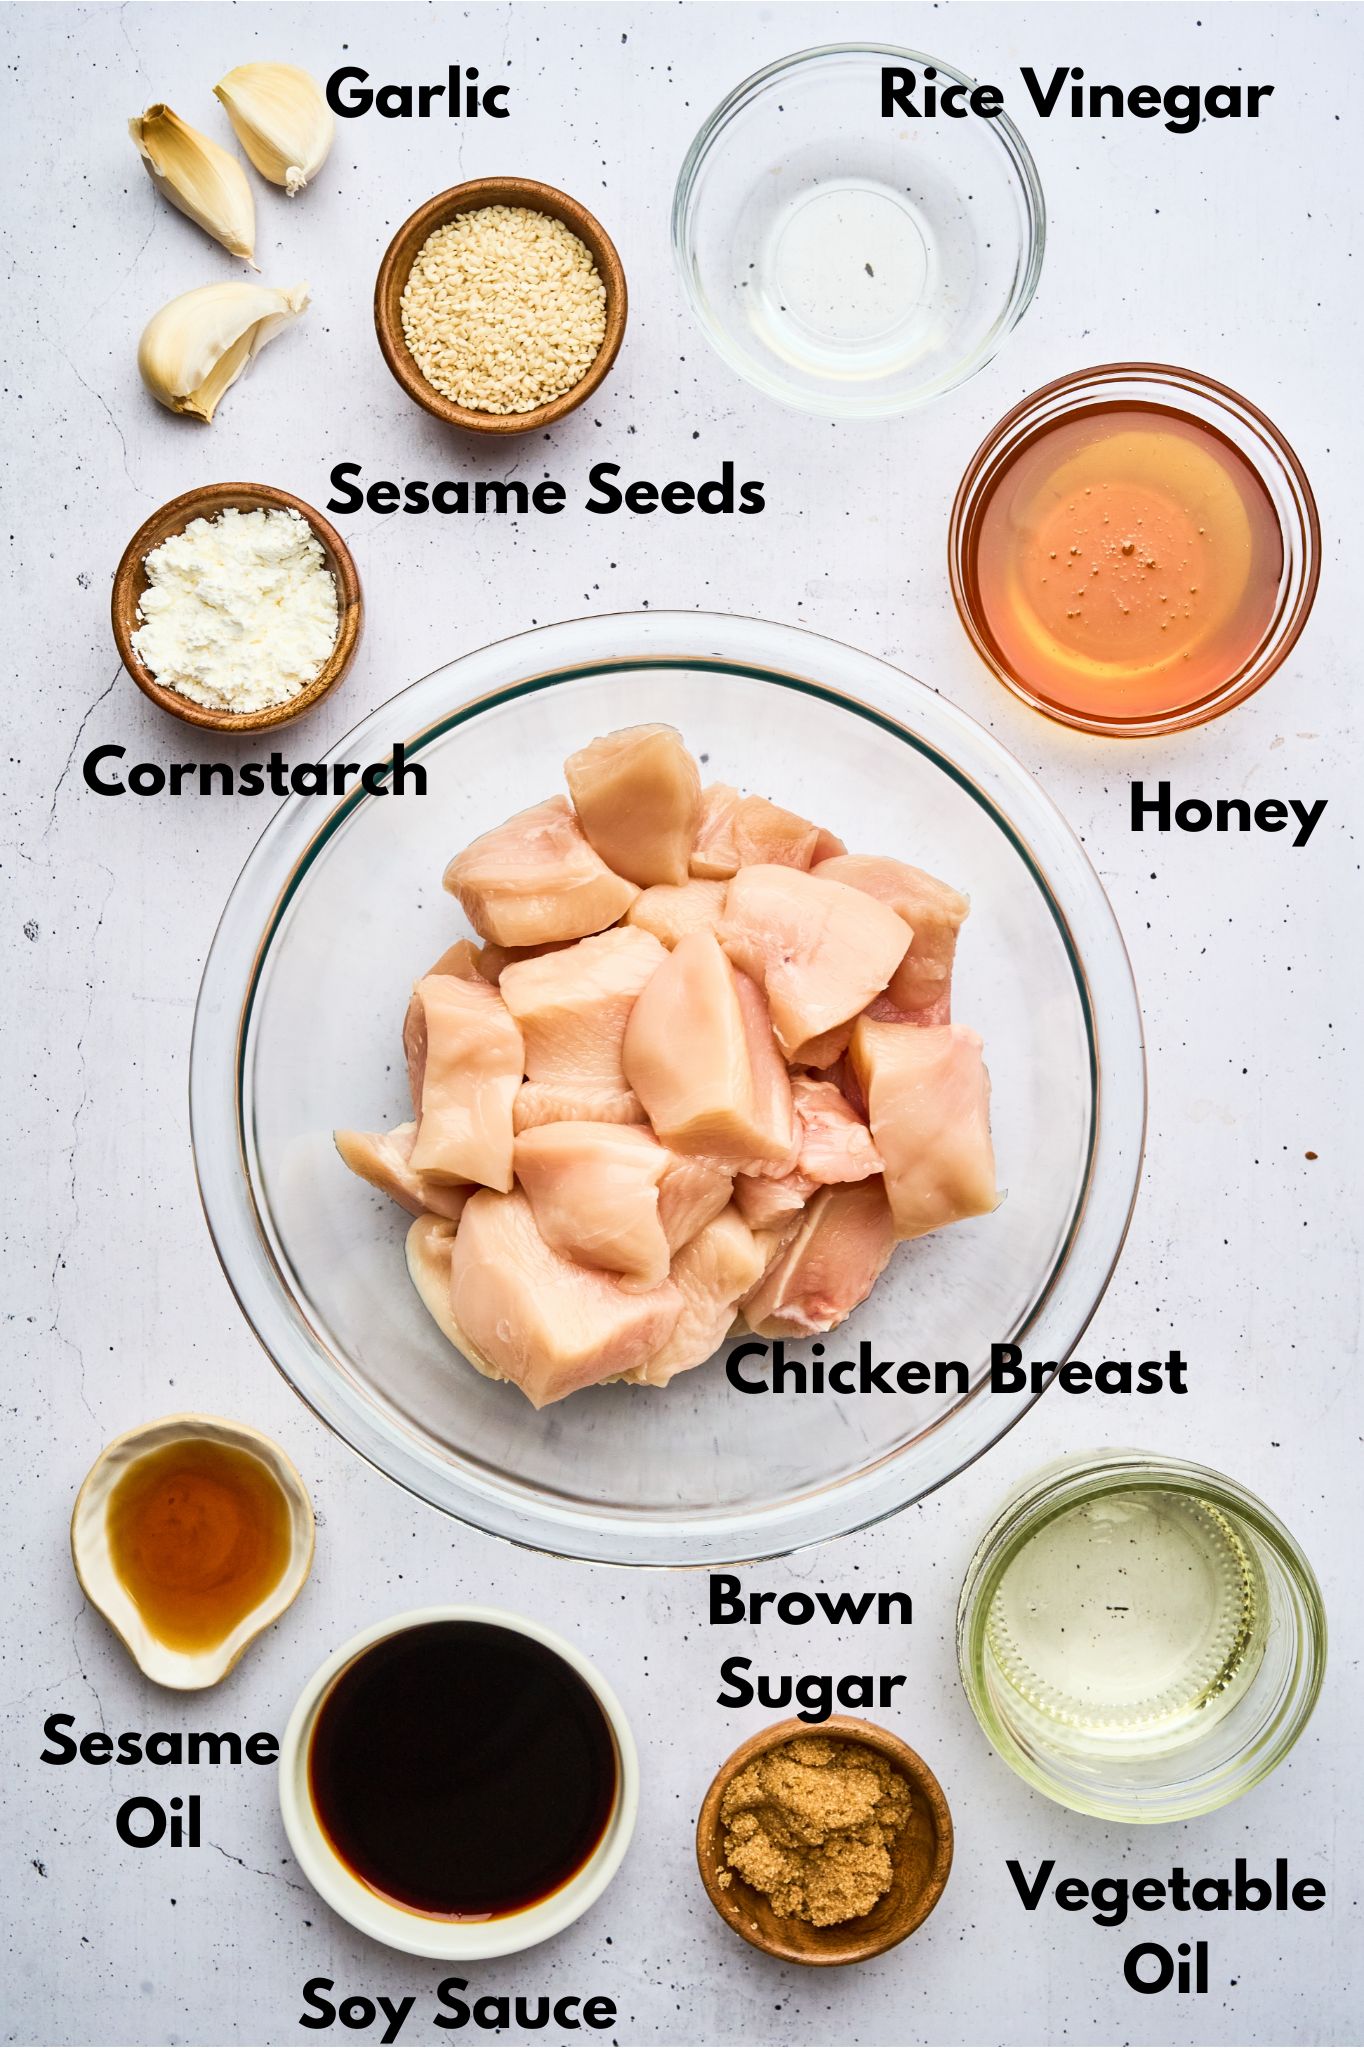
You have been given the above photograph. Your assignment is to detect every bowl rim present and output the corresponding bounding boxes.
[947,361,1323,736]
[70,1411,315,1690]
[111,482,363,733]
[373,176,628,434]
[277,1603,639,1958]
[694,1713,954,1965]
[189,610,1146,1567]
[671,41,1047,418]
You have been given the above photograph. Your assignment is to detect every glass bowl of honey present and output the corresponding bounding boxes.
[949,364,1320,736]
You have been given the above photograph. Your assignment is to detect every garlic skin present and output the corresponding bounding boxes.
[214,64,335,196]
[129,104,257,264]
[138,280,309,422]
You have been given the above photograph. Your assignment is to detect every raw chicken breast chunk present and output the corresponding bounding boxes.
[444,796,639,946]
[404,974,524,1193]
[691,786,844,879]
[732,1077,881,1229]
[500,926,666,1088]
[514,1121,730,1291]
[626,878,729,948]
[790,1075,884,1184]
[513,1082,648,1132]
[441,1190,684,1407]
[334,1122,470,1223]
[405,1216,471,1356]
[623,931,795,1168]
[815,853,969,1024]
[565,723,702,887]
[850,1018,998,1240]
[742,1180,897,1339]
[719,863,910,1061]
[627,1207,767,1387]
[425,938,486,981]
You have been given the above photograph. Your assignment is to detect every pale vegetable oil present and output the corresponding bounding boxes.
[957,1454,1326,1821]
[985,1488,1269,1756]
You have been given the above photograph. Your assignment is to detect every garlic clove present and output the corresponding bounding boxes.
[137,280,309,422]
[129,103,257,264]
[214,63,335,196]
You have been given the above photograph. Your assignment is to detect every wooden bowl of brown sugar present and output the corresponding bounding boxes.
[695,1716,953,1967]
[374,177,627,435]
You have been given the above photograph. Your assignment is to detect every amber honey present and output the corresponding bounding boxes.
[106,1438,293,1653]
[960,402,1285,727]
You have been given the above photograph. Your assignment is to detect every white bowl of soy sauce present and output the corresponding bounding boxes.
[279,1607,639,1958]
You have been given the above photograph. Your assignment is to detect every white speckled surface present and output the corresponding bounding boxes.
[4,4,1360,2044]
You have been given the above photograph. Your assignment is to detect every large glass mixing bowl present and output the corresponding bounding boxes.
[191,614,1144,1565]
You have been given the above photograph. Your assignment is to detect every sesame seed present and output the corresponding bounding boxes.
[400,205,608,415]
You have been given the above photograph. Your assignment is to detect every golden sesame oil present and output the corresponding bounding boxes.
[106,1438,293,1654]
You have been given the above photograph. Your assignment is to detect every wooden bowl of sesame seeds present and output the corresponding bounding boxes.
[374,177,627,435]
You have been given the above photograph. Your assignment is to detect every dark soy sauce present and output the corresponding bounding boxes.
[308,1620,617,1918]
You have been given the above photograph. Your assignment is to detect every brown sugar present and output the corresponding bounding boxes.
[717,1734,912,1927]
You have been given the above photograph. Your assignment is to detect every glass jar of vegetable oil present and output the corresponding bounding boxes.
[956,1451,1325,1822]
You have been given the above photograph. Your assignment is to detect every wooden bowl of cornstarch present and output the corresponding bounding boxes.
[112,482,363,733]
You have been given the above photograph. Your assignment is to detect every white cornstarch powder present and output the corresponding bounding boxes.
[401,204,608,415]
[133,506,340,713]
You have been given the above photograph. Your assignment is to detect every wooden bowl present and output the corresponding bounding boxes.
[695,1716,954,1967]
[374,177,627,434]
[112,482,363,733]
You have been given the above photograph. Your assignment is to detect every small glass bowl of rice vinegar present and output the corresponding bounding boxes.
[956,1451,1326,1822]
[949,365,1320,736]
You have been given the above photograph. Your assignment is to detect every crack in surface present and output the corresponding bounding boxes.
[77,191,158,341]
[118,0,149,90]
[0,1667,82,1716]
[45,670,120,838]
[48,859,116,1431]
[70,1603,108,1736]
[206,1841,308,1893]
[51,342,150,500]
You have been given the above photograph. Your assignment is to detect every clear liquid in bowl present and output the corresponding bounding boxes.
[757,178,939,377]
